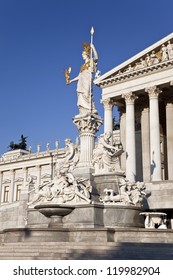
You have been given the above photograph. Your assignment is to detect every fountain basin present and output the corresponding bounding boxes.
[34,204,75,228]
[35,204,75,217]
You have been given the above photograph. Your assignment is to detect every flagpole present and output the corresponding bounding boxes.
[90,26,94,113]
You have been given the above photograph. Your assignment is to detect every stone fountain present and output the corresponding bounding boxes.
[27,30,147,231]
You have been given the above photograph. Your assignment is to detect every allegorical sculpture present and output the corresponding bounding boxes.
[65,27,98,116]
[27,137,91,206]
[92,132,124,174]
[28,169,92,206]
[57,138,79,173]
[100,178,146,207]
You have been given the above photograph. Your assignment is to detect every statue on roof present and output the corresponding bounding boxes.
[8,134,28,151]
[65,27,98,116]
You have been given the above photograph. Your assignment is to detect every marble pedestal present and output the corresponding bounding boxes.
[93,172,125,196]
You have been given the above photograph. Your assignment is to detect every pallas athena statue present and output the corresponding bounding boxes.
[65,27,98,116]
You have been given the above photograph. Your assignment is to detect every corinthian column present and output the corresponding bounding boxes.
[122,92,137,182]
[101,98,114,138]
[0,172,2,205]
[166,101,173,180]
[145,86,162,181]
[73,114,102,168]
[119,107,126,172]
[141,107,150,182]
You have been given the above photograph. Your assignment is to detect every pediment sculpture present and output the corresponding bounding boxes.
[115,40,173,76]
[95,35,173,87]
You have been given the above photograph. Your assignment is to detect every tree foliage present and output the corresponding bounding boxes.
[113,117,120,130]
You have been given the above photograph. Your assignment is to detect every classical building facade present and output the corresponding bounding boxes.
[0,147,65,229]
[0,32,173,232]
[95,32,173,222]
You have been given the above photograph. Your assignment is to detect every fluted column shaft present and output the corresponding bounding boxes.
[0,172,2,204]
[166,102,173,180]
[119,108,126,172]
[146,86,162,181]
[79,133,95,164]
[123,92,137,182]
[101,98,114,136]
[141,107,150,182]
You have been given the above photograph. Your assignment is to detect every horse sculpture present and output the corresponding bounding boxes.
[8,134,27,151]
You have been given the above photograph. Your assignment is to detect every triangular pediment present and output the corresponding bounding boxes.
[95,32,173,87]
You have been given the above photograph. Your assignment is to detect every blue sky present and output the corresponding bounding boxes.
[0,0,173,155]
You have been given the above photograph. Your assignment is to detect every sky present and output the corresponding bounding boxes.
[0,0,173,155]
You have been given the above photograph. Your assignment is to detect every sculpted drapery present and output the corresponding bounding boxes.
[66,42,98,115]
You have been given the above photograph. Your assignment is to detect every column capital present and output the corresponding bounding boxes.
[101,98,114,109]
[145,86,162,98]
[122,92,138,104]
[147,86,162,181]
[73,114,103,134]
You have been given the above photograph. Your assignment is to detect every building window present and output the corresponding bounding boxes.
[16,185,22,201]
[3,186,10,203]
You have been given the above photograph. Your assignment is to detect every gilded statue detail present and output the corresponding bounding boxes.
[65,28,98,116]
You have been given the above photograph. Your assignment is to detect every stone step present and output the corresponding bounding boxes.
[0,241,116,247]
[1,242,173,250]
[0,242,173,260]
[1,239,173,245]
[0,253,172,260]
